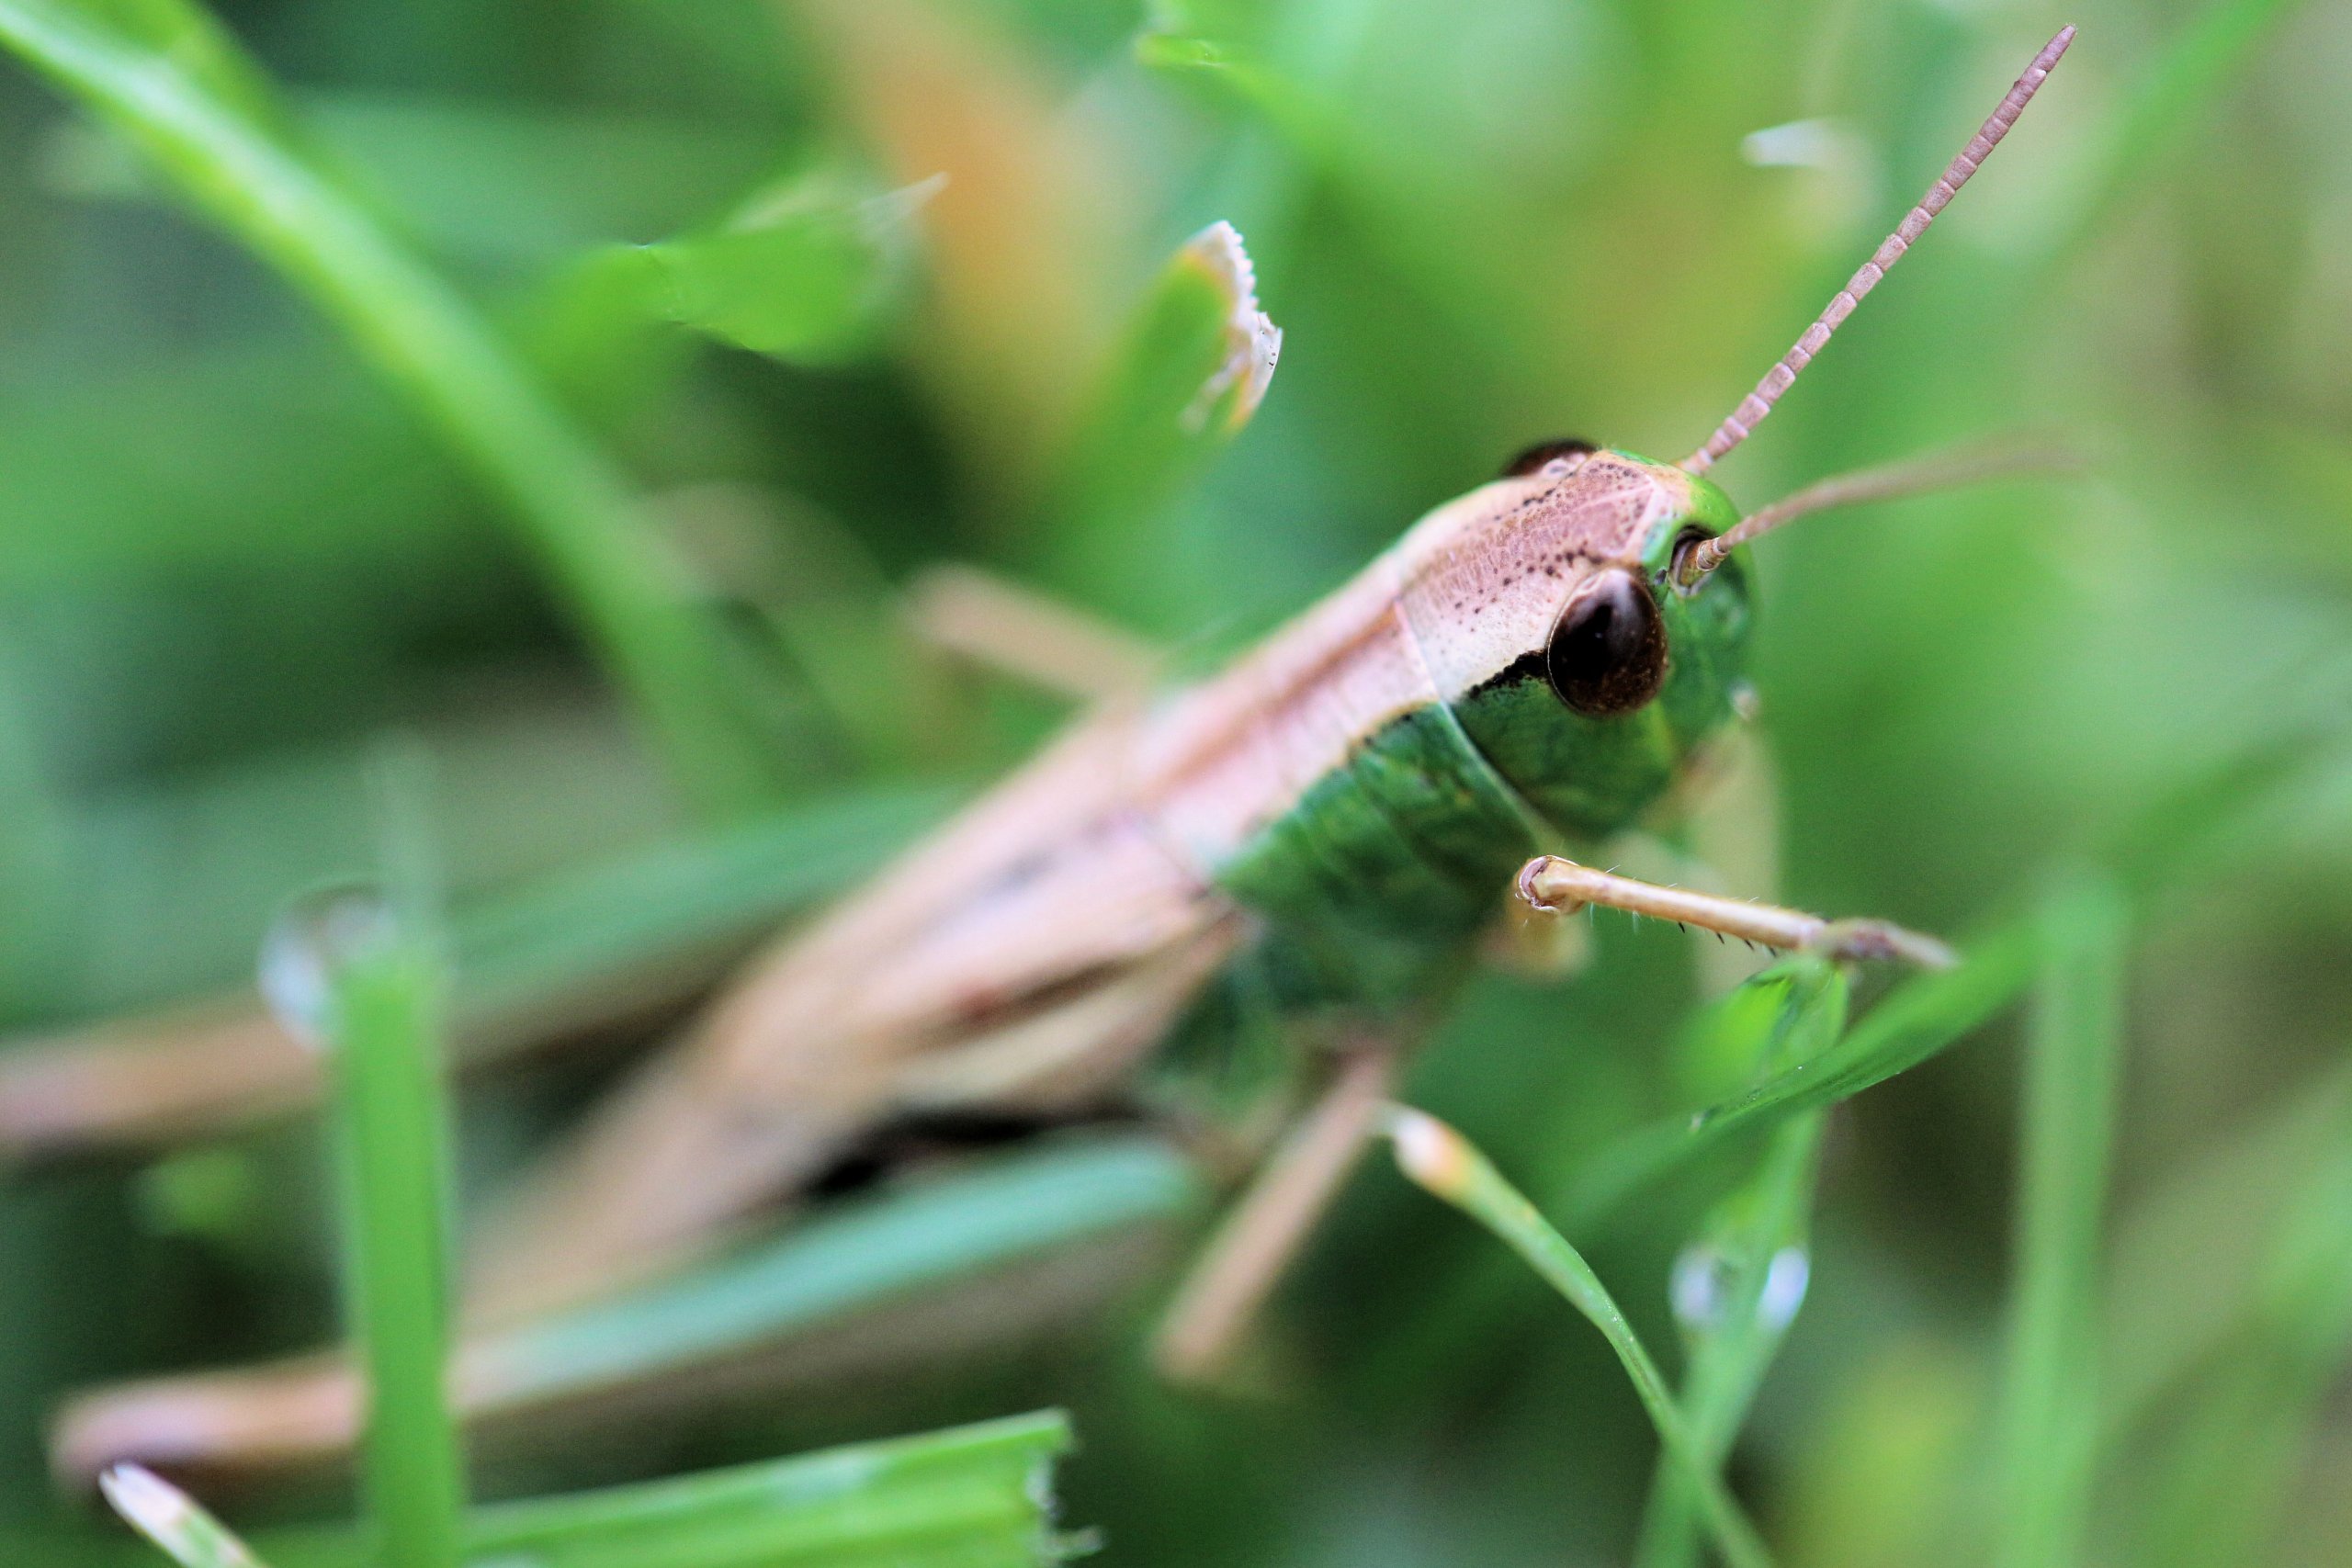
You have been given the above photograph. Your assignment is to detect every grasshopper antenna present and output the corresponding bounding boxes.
[1675,437,2078,582]
[1679,26,2075,475]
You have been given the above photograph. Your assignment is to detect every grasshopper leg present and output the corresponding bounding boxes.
[1517,856,1956,968]
[1154,1043,1396,1384]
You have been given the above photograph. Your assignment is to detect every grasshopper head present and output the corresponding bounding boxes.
[1391,26,2078,846]
[1396,445,1752,842]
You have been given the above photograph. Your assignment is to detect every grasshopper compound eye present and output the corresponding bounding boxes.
[1545,570,1667,717]
[1502,438,1596,479]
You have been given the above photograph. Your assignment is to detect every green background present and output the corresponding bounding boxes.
[0,1,2347,1564]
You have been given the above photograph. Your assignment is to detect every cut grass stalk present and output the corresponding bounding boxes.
[1991,877,2131,1568]
[101,1464,268,1568]
[0,0,786,818]
[247,1411,1076,1568]
[445,1409,1075,1568]
[264,886,464,1568]
[1384,1106,1778,1568]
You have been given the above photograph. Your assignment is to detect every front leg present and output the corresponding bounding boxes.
[1517,856,1956,968]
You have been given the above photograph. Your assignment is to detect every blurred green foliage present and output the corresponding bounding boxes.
[0,0,2347,1564]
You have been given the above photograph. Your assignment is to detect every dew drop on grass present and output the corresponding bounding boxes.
[1758,1247,1811,1333]
[258,886,395,1048]
[1670,1243,1812,1336]
[1670,1244,1732,1332]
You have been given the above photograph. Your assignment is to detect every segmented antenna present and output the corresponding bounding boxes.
[1679,26,2075,475]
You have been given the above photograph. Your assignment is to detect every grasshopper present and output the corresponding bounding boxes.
[28,27,2074,1481]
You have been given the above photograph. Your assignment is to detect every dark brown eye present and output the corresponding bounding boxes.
[1545,570,1667,716]
[1502,438,1595,478]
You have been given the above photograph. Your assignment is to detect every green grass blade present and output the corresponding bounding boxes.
[458,1411,1074,1568]
[1385,1108,1778,1568]
[0,0,788,818]
[1561,920,2041,1233]
[253,1412,1075,1568]
[583,164,931,366]
[263,881,464,1568]
[466,1133,1201,1416]
[1991,877,2131,1568]
[1634,962,1849,1568]
[1035,220,1281,619]
[100,1464,269,1568]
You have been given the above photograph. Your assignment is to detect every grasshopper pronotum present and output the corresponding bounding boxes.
[34,26,2074,1479]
